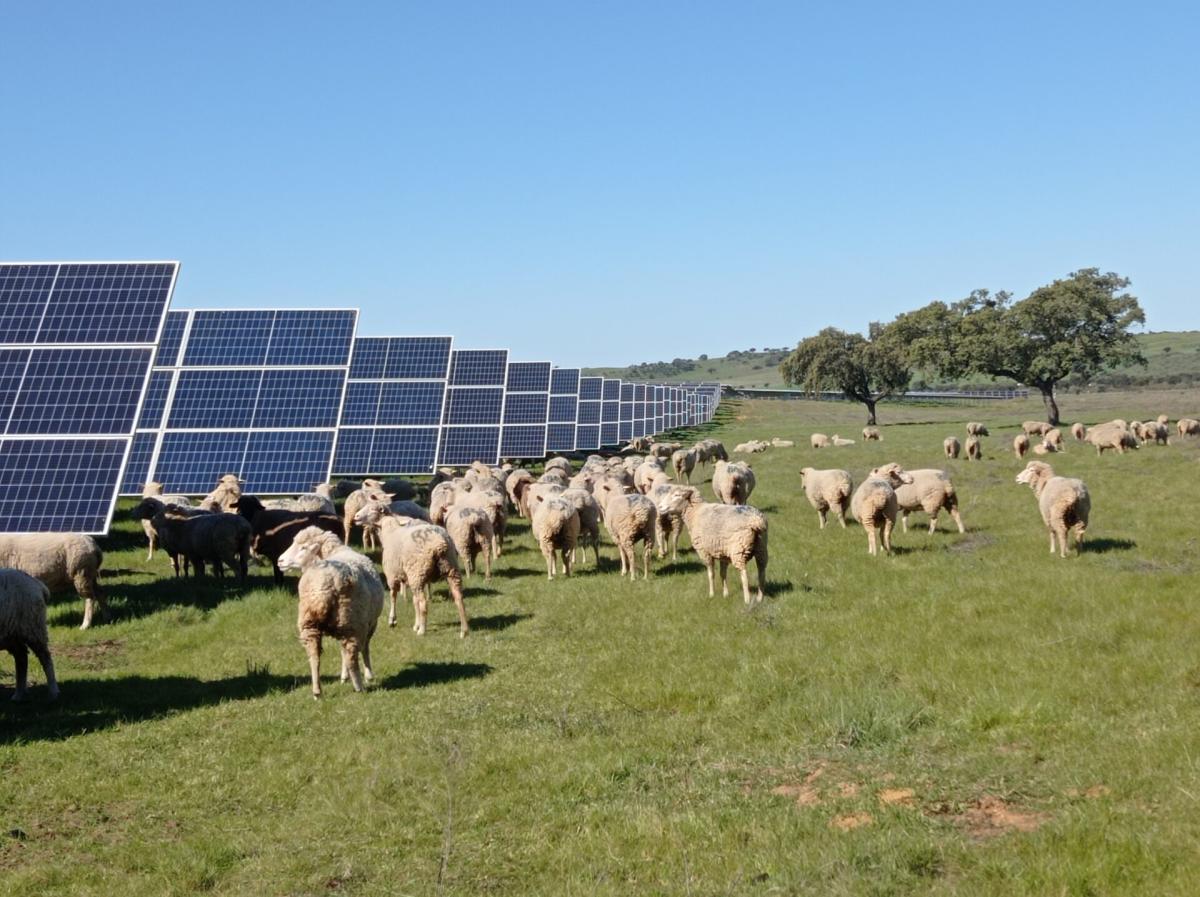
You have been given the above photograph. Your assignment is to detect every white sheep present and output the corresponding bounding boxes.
[1177,418,1199,437]
[770,438,795,448]
[655,486,768,605]
[1031,440,1058,455]
[1022,421,1051,437]
[647,480,686,560]
[634,458,667,494]
[200,474,243,512]
[944,437,961,459]
[1086,421,1138,455]
[444,505,493,580]
[861,426,881,441]
[1142,421,1169,445]
[559,488,603,565]
[965,435,982,460]
[1071,422,1087,441]
[966,422,989,437]
[1,569,59,701]
[277,527,384,698]
[672,448,697,483]
[712,460,755,506]
[505,468,535,517]
[140,482,193,560]
[871,463,964,535]
[0,535,106,630]
[810,433,831,449]
[1013,433,1030,458]
[850,465,913,556]
[544,456,573,478]
[599,491,657,581]
[831,435,856,447]
[532,497,580,579]
[798,467,853,529]
[263,493,337,516]
[1044,427,1064,450]
[1015,461,1090,558]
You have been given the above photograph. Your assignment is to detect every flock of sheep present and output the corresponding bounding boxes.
[3,410,1196,702]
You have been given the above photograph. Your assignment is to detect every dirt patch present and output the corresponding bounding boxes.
[831,812,873,831]
[56,639,125,670]
[838,782,860,798]
[932,796,1048,839]
[771,783,821,806]
[879,788,916,806]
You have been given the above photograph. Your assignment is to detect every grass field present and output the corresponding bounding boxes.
[3,388,1200,896]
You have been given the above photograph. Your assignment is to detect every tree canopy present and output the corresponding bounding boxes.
[778,325,911,424]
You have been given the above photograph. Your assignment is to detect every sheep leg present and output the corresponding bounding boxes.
[1055,524,1069,558]
[670,529,679,562]
[448,573,469,638]
[361,634,374,681]
[340,641,364,692]
[9,644,29,701]
[817,508,827,529]
[412,588,427,635]
[950,508,965,534]
[387,584,399,627]
[1048,529,1057,556]
[1073,523,1086,554]
[483,543,492,582]
[546,547,556,580]
[882,518,894,554]
[301,631,323,698]
[866,525,877,556]
[926,511,938,535]
[641,541,650,580]
[835,505,847,528]
[901,511,909,534]
[705,558,716,597]
[146,531,156,561]
[719,559,730,597]
[563,546,573,577]
[754,546,768,603]
[29,640,59,700]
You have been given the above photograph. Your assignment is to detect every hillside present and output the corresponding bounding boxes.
[583,331,1200,391]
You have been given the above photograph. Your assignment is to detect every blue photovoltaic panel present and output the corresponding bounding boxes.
[265,310,356,367]
[601,423,620,446]
[620,384,634,402]
[547,423,575,452]
[332,428,373,473]
[601,401,619,423]
[578,376,602,401]
[448,350,507,386]
[506,361,551,393]
[548,395,576,423]
[633,418,645,438]
[369,428,440,473]
[154,311,189,367]
[0,438,129,532]
[137,370,174,429]
[619,422,633,441]
[242,431,336,493]
[182,310,274,366]
[120,432,159,494]
[577,401,601,425]
[0,349,29,412]
[503,392,547,425]
[501,425,547,458]
[383,337,453,380]
[439,426,500,466]
[0,264,57,343]
[377,381,444,426]
[153,431,250,494]
[6,348,154,436]
[167,369,261,429]
[550,368,579,395]
[602,379,621,401]
[341,381,382,426]
[254,369,345,428]
[443,387,503,425]
[36,263,176,345]
[348,337,388,379]
[575,424,600,451]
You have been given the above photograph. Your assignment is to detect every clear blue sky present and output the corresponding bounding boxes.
[2,2,1196,366]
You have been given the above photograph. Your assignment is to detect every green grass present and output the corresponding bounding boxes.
[4,389,1200,895]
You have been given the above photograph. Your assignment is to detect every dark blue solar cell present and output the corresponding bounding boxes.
[620,384,634,402]
[0,437,129,532]
[438,426,501,466]
[635,385,647,402]
[619,422,632,441]
[577,401,601,425]
[443,387,503,425]
[448,350,507,387]
[377,381,445,426]
[265,310,356,367]
[506,361,551,392]
[0,348,30,415]
[578,377,603,401]
[0,264,57,344]
[349,337,388,379]
[137,370,174,429]
[383,337,453,379]
[36,263,175,345]
[340,381,381,426]
[153,431,249,493]
[602,379,621,401]
[182,310,273,366]
[167,370,261,429]
[546,424,576,452]
[619,402,633,423]
[254,369,345,428]
[332,429,374,474]
[503,392,547,425]
[501,425,546,458]
[550,368,579,395]
[548,395,576,423]
[154,311,189,367]
[574,425,600,451]
[6,347,153,436]
[120,431,159,495]
[601,401,619,423]
[634,402,646,421]
[242,431,335,493]
[370,427,440,473]
[600,423,619,446]
[633,420,646,438]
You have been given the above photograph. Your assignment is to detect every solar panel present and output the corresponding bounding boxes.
[119,431,159,494]
[444,387,504,424]
[500,360,549,459]
[438,425,501,466]
[448,349,507,386]
[434,349,508,467]
[1,260,177,533]
[600,377,621,445]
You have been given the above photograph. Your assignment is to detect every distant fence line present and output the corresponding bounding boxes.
[723,387,1030,403]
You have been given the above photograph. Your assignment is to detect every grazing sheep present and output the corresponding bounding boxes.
[1022,420,1051,437]
[538,469,571,489]
[770,438,795,448]
[799,467,853,529]
[965,435,982,460]
[1044,428,1064,450]
[712,460,755,506]
[1071,422,1087,442]
[944,437,961,459]
[655,486,767,605]
[531,497,580,579]
[966,422,989,437]
[0,534,105,630]
[649,442,681,460]
[505,468,536,516]
[1156,414,1169,427]
[234,495,345,584]
[262,493,337,516]
[861,426,881,441]
[140,482,193,560]
[872,464,964,535]
[1086,421,1139,455]
[134,499,251,583]
[1177,418,1199,437]
[601,493,657,581]
[850,465,913,556]
[544,457,573,478]
[1,569,59,701]
[444,505,493,580]
[634,458,667,494]
[277,527,384,698]
[624,437,652,454]
[704,440,729,462]
[831,435,855,447]
[1013,433,1030,458]
[672,448,697,483]
[558,488,602,565]
[1031,440,1058,455]
[1143,421,1170,445]
[1015,461,1090,558]
[810,433,831,449]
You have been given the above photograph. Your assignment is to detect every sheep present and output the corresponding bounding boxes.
[1143,421,1169,445]
[1015,461,1090,558]
[647,479,686,560]
[452,486,507,558]
[712,460,755,506]
[200,475,243,512]
[634,458,667,494]
[649,442,680,460]
[531,497,580,579]
[343,486,386,547]
[600,492,657,581]
[966,422,989,437]
[965,435,982,460]
[850,465,913,556]
[134,499,252,583]
[1012,433,1030,458]
[798,467,853,529]
[734,440,770,453]
[624,436,652,454]
[872,464,964,535]
[139,482,193,560]
[353,504,468,637]
[862,426,881,441]
[1044,428,1064,450]
[1156,413,1170,427]
[444,505,493,580]
[559,488,602,565]
[1022,421,1051,437]
[0,534,106,630]
[655,486,768,605]
[770,438,795,448]
[1178,418,1200,437]
[0,569,59,701]
[703,440,729,462]
[262,493,337,516]
[1031,440,1058,455]
[1086,421,1139,455]
[672,448,697,483]
[234,495,345,584]
[505,468,535,516]
[464,466,506,496]
[1130,421,1147,441]
[277,527,384,698]
[544,456,573,478]
[811,433,832,449]
[1071,422,1087,441]
[620,455,644,475]
[944,437,961,459]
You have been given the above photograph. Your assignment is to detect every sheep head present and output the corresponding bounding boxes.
[131,497,165,520]
[278,526,343,571]
[353,501,392,526]
[1015,461,1053,494]
[656,485,700,518]
[869,463,913,487]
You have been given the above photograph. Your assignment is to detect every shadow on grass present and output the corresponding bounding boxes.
[464,585,502,598]
[1085,537,1137,554]
[468,612,532,631]
[657,560,705,575]
[378,661,492,691]
[489,566,542,580]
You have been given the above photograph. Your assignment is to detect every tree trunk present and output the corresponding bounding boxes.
[864,399,877,426]
[1039,384,1060,426]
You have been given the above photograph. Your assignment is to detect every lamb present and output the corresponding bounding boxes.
[1178,418,1200,437]
[1022,421,1051,437]
[944,437,961,459]
[1071,422,1087,441]
[831,435,855,447]
[140,482,193,560]
[1013,433,1030,458]
[861,426,881,441]
[0,534,106,630]
[134,499,252,583]
[531,497,580,579]
[798,467,853,529]
[1015,461,1090,558]
[277,527,384,698]
[353,504,468,637]
[811,433,831,449]
[262,493,337,516]
[850,465,913,556]
[655,486,768,605]
[965,435,982,460]
[0,569,59,701]
[234,495,345,584]
[966,422,989,437]
[712,460,755,506]
[444,505,493,580]
[558,488,602,565]
[1086,421,1139,455]
[672,448,697,483]
[872,463,964,535]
